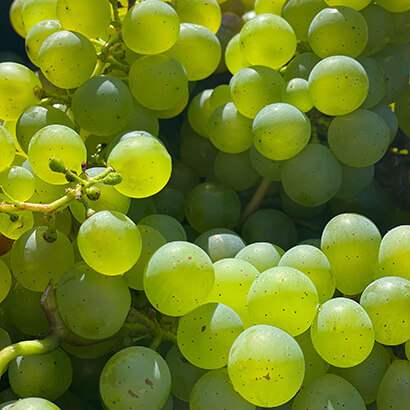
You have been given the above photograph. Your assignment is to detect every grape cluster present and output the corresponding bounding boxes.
[0,0,409,409]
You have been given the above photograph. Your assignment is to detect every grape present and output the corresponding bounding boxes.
[254,0,287,15]
[5,397,60,409]
[375,0,410,13]
[56,0,111,39]
[396,86,410,139]
[209,85,231,111]
[122,99,160,137]
[0,259,11,304]
[100,346,171,410]
[335,163,374,199]
[311,297,375,367]
[230,66,284,119]
[62,337,119,360]
[0,211,34,240]
[139,214,187,241]
[371,103,398,142]
[248,266,319,336]
[38,31,97,89]
[107,134,172,198]
[155,90,189,119]
[326,0,371,10]
[281,78,313,113]
[0,327,11,350]
[153,188,185,222]
[377,360,410,409]
[128,54,188,111]
[21,0,57,33]
[28,124,86,185]
[281,143,342,207]
[72,76,133,136]
[190,368,255,410]
[185,182,241,233]
[330,342,390,404]
[168,163,199,196]
[283,52,320,82]
[248,145,284,182]
[187,89,213,138]
[292,373,366,409]
[0,63,41,120]
[9,0,26,38]
[56,262,131,339]
[308,56,369,116]
[235,242,281,273]
[280,190,326,219]
[225,34,250,75]
[390,11,410,44]
[228,325,305,407]
[0,166,34,201]
[279,244,335,303]
[127,198,157,224]
[239,14,297,70]
[144,241,215,316]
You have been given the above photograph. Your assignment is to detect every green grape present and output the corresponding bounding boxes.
[185,182,241,233]
[280,189,326,219]
[371,103,398,142]
[213,151,259,191]
[248,145,284,182]
[360,277,410,346]
[16,104,74,154]
[377,360,410,409]
[195,229,246,263]
[155,89,189,119]
[0,211,34,240]
[0,166,34,201]
[225,33,250,75]
[375,0,410,13]
[281,78,313,113]
[253,103,311,161]
[139,214,187,241]
[0,63,41,120]
[239,14,297,70]
[177,303,243,369]
[2,121,21,154]
[165,23,221,81]
[335,163,374,199]
[0,259,11,304]
[279,244,335,303]
[282,0,327,41]
[62,337,119,359]
[390,11,410,44]
[292,373,366,409]
[248,266,319,336]
[56,262,131,339]
[129,54,188,111]
[187,89,213,138]
[395,85,410,137]
[284,52,320,82]
[21,0,57,33]
[153,188,185,222]
[32,208,71,238]
[168,163,199,195]
[298,238,321,248]
[127,198,157,224]
[406,340,410,360]
[174,0,222,34]
[311,297,375,367]
[230,66,284,119]
[108,134,172,198]
[100,346,171,410]
[321,213,381,295]
[25,20,62,66]
[72,76,133,136]
[357,57,386,109]
[308,56,369,116]
[325,0,371,9]
[38,30,97,89]
[6,397,60,409]
[144,241,214,316]
[165,344,207,402]
[161,394,173,410]
[55,391,93,410]
[190,368,256,410]
[209,85,231,111]
[56,0,111,39]
[208,102,253,153]
[235,242,281,273]
[330,342,390,404]
[122,99,160,137]
[9,0,26,38]
[28,124,86,185]
[0,327,11,350]
[9,348,72,401]
[228,325,305,407]
[254,0,287,15]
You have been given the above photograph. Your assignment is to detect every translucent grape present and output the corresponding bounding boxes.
[371,103,398,142]
[122,99,160,137]
[187,89,213,138]
[254,0,287,15]
[235,242,281,273]
[21,0,57,33]
[335,163,374,199]
[209,84,231,111]
[56,262,131,339]
[0,259,12,304]
[281,78,313,113]
[375,0,410,13]
[155,89,189,119]
[9,0,26,38]
[5,398,59,409]
[225,33,250,75]
[139,214,187,241]
[153,188,185,222]
[0,166,34,202]
[248,145,284,182]
[283,52,320,82]
[325,0,371,9]
[0,211,34,240]
[357,57,386,109]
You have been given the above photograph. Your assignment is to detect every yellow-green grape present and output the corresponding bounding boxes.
[28,124,86,185]
[377,360,410,410]
[235,242,281,273]
[124,225,166,290]
[208,102,253,153]
[330,342,390,404]
[0,166,35,201]
[0,63,41,120]
[33,208,71,239]
[165,23,221,81]
[5,398,59,409]
[21,0,57,33]
[255,0,287,15]
[371,103,398,143]
[9,0,26,38]
[281,78,313,113]
[253,103,311,161]
[209,85,231,111]
[0,327,11,349]
[0,211,34,240]
[187,89,214,138]
[228,325,305,407]
[25,20,62,66]
[360,277,410,346]
[248,266,319,336]
[122,99,160,137]
[230,66,284,119]
[389,10,410,44]
[2,120,22,154]
[406,341,410,361]
[335,163,374,199]
[279,244,335,303]
[311,297,375,367]
[139,214,187,241]
[357,57,386,109]
[174,0,222,34]
[325,0,371,9]
[144,242,215,316]
[321,213,381,295]
[56,262,131,339]
[375,0,410,13]
[155,90,189,119]
[100,346,171,410]
[292,374,366,409]
[128,54,188,111]
[153,187,185,221]
[78,210,142,276]
[0,127,16,172]
[107,135,172,198]
[284,52,320,82]
[8,348,72,401]
[249,145,284,181]
[395,85,410,138]
[0,259,11,304]
[56,0,111,39]
[376,225,410,280]
[308,56,369,116]
[239,14,297,70]
[38,30,97,89]
[190,368,256,410]
[177,303,243,369]
[225,33,250,75]
[122,0,180,54]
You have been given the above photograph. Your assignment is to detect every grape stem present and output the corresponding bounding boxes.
[109,0,122,28]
